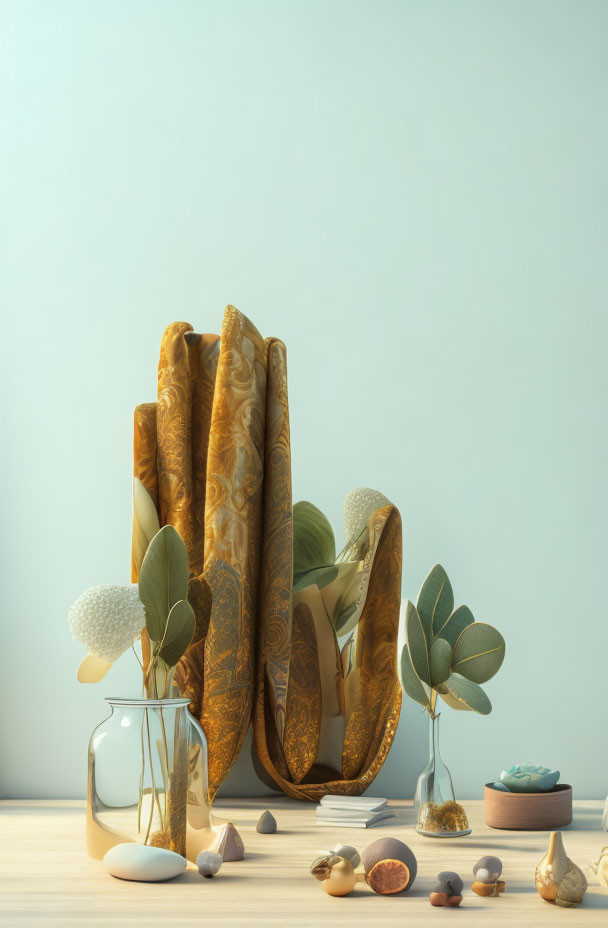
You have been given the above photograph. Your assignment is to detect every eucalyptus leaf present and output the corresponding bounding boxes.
[159,599,195,668]
[293,501,335,575]
[333,600,358,636]
[138,524,190,642]
[293,564,339,594]
[451,622,506,683]
[417,564,454,641]
[406,600,430,685]
[436,604,474,647]
[400,644,430,709]
[440,672,492,714]
[429,637,452,686]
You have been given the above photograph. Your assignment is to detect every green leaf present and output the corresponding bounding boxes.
[293,501,336,575]
[406,600,430,684]
[293,564,339,594]
[326,562,362,636]
[440,672,492,714]
[159,599,195,667]
[400,644,430,709]
[138,524,190,641]
[451,622,505,683]
[429,637,452,686]
[436,604,475,647]
[333,600,358,636]
[417,564,454,641]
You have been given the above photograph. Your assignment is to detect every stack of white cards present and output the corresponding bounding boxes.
[315,795,395,828]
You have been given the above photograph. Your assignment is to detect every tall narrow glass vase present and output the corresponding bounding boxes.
[87,697,213,863]
[414,712,471,837]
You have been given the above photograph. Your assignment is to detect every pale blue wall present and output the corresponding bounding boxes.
[2,0,607,800]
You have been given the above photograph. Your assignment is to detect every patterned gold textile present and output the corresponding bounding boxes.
[133,307,402,800]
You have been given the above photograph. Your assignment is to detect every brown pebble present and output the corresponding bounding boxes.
[472,879,505,896]
[430,891,449,906]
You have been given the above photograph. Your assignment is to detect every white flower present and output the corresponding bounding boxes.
[69,584,144,663]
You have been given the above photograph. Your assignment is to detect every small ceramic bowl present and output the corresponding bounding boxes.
[484,783,572,830]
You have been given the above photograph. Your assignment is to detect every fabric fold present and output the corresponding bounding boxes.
[133,306,402,802]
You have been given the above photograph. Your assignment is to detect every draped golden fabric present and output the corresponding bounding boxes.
[133,306,402,801]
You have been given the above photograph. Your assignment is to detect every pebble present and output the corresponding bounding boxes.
[103,843,186,882]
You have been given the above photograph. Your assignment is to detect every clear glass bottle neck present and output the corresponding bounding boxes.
[428,712,443,766]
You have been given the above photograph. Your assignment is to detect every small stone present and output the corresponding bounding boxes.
[429,890,462,907]
[196,850,222,878]
[473,855,502,883]
[103,843,186,882]
[430,891,449,907]
[256,810,277,834]
[210,822,244,861]
[432,871,463,896]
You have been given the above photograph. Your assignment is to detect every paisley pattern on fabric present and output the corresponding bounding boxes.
[255,339,293,741]
[200,309,267,797]
[342,506,403,779]
[133,306,403,802]
[283,603,321,782]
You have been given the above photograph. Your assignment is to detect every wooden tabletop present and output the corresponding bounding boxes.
[1,798,607,926]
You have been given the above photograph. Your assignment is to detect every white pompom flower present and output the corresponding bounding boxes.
[69,584,145,682]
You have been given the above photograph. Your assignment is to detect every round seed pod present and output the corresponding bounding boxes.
[362,837,417,895]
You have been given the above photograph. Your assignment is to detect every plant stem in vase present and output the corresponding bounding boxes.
[414,698,470,837]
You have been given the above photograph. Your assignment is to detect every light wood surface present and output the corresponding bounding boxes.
[1,798,607,926]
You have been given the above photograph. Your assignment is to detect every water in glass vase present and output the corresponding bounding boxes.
[415,712,471,837]
[87,697,214,862]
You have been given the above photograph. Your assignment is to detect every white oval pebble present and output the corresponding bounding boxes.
[103,843,187,882]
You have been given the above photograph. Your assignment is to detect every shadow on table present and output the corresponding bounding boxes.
[584,891,608,909]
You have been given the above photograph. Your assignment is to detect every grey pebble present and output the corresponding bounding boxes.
[433,871,463,895]
[256,810,277,834]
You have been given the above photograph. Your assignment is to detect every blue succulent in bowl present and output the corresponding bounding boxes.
[500,763,560,793]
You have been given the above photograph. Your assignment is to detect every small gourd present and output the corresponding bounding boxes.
[535,831,587,907]
[310,854,358,896]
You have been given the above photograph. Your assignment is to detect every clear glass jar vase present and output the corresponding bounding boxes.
[87,697,213,862]
[414,712,471,837]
